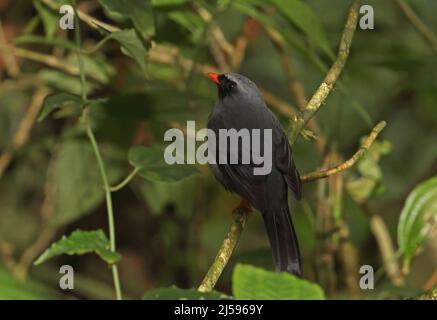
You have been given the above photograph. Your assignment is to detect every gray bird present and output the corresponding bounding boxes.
[207,72,302,275]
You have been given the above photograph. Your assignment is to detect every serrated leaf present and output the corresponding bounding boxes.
[398,176,437,269]
[128,145,198,182]
[232,264,325,300]
[272,0,333,58]
[38,93,86,122]
[99,0,154,36]
[142,286,230,300]
[35,229,121,265]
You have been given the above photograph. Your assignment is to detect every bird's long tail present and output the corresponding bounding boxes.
[262,206,301,276]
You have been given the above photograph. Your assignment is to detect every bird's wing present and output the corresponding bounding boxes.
[273,124,302,200]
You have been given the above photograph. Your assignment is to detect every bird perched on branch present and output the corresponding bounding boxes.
[207,72,302,276]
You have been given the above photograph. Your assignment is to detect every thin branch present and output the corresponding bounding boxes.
[0,18,20,77]
[300,121,386,182]
[365,205,405,286]
[197,208,247,293]
[395,0,437,54]
[0,45,80,77]
[266,26,326,152]
[0,87,49,179]
[287,0,361,144]
[266,27,307,110]
[41,0,120,33]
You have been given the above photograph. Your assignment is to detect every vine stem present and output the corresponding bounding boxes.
[109,168,139,192]
[72,0,122,300]
[84,111,122,300]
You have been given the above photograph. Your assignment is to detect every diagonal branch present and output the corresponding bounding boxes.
[287,0,361,144]
[395,0,437,54]
[300,121,386,182]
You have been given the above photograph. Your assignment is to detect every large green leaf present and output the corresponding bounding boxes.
[142,285,230,300]
[272,0,333,58]
[99,0,154,36]
[38,93,86,122]
[398,176,437,269]
[128,145,198,182]
[34,229,121,265]
[51,139,124,227]
[232,264,325,300]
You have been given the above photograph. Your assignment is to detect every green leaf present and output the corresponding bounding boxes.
[152,0,188,6]
[99,0,155,36]
[397,176,437,269]
[128,145,198,182]
[51,140,124,227]
[272,0,334,58]
[0,267,60,299]
[232,264,325,300]
[33,0,58,38]
[40,70,97,96]
[142,285,230,300]
[34,229,121,265]
[14,34,76,50]
[38,93,86,122]
[108,29,148,74]
[346,140,392,203]
[66,53,116,85]
[143,175,197,218]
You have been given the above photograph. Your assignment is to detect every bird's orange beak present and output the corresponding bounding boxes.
[208,72,220,85]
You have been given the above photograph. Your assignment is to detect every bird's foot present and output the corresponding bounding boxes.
[233,199,252,215]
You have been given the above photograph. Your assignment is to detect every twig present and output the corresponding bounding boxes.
[0,45,80,77]
[300,121,386,182]
[41,0,120,33]
[197,208,247,293]
[109,168,139,192]
[266,26,326,152]
[368,209,405,286]
[395,0,437,54]
[13,145,60,279]
[0,87,49,179]
[266,27,306,110]
[0,18,20,77]
[287,0,361,144]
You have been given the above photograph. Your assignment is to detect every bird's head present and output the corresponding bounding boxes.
[208,72,262,101]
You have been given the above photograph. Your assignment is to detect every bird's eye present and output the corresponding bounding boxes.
[227,81,236,90]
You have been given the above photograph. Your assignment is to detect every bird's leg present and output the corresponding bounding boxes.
[233,198,252,215]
